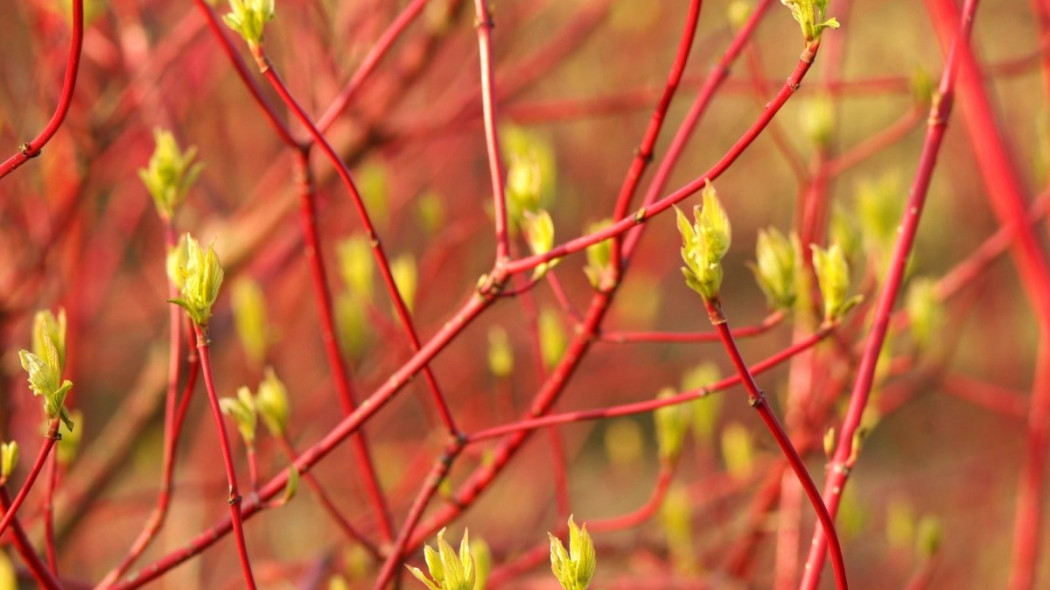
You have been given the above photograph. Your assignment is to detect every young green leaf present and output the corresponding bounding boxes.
[223,0,275,48]
[220,387,257,447]
[676,181,731,300]
[750,228,799,311]
[168,234,225,327]
[256,367,290,437]
[583,219,614,291]
[780,0,839,42]
[548,516,596,590]
[232,278,270,366]
[138,128,203,221]
[408,529,475,590]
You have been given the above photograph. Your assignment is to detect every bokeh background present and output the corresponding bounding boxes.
[1,0,1049,587]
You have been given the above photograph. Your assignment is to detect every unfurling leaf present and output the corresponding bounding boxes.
[548,516,596,590]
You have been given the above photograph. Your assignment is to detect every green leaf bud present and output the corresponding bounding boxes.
[915,515,942,560]
[727,0,752,30]
[486,326,514,378]
[220,387,257,447]
[232,278,270,366]
[523,210,560,279]
[538,308,567,371]
[906,278,944,351]
[138,129,203,221]
[654,388,689,462]
[780,0,839,43]
[32,308,67,375]
[256,367,290,437]
[168,234,225,327]
[676,182,731,300]
[392,254,418,314]
[18,349,74,430]
[548,516,595,590]
[800,93,835,148]
[408,529,475,590]
[582,219,614,291]
[1,442,18,483]
[750,228,799,311]
[417,190,446,238]
[337,236,375,304]
[721,422,754,479]
[470,538,491,590]
[222,0,275,48]
[811,243,859,322]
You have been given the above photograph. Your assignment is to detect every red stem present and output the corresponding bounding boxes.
[620,0,773,260]
[508,37,817,276]
[0,488,64,590]
[193,324,257,590]
[257,50,461,438]
[94,224,195,589]
[799,2,977,586]
[291,148,397,542]
[608,0,704,271]
[372,441,465,590]
[0,0,83,179]
[274,434,380,558]
[44,450,60,574]
[598,311,783,344]
[466,324,832,443]
[189,0,297,146]
[0,419,61,538]
[316,0,432,132]
[703,298,848,590]
[472,0,511,262]
[111,294,491,590]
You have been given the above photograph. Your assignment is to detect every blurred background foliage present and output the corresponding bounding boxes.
[1,0,1049,587]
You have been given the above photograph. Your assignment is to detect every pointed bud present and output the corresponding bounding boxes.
[801,93,835,148]
[780,0,839,42]
[721,422,754,479]
[168,234,225,327]
[549,516,596,590]
[32,308,67,375]
[811,243,859,322]
[523,210,559,279]
[222,0,275,48]
[256,367,290,437]
[486,326,514,378]
[138,128,203,221]
[232,278,270,366]
[408,529,475,590]
[539,308,567,371]
[220,387,257,447]
[583,219,615,291]
[0,442,18,482]
[750,228,799,311]
[906,278,944,351]
[654,388,689,462]
[392,254,418,314]
[676,182,731,300]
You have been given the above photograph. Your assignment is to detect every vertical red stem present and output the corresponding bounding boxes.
[193,325,257,590]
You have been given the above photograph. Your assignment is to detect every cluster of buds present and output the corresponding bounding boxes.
[223,0,275,49]
[138,129,202,222]
[18,309,74,430]
[221,368,291,448]
[409,517,595,590]
[408,529,477,590]
[168,234,224,327]
[780,0,839,43]
[676,181,731,301]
